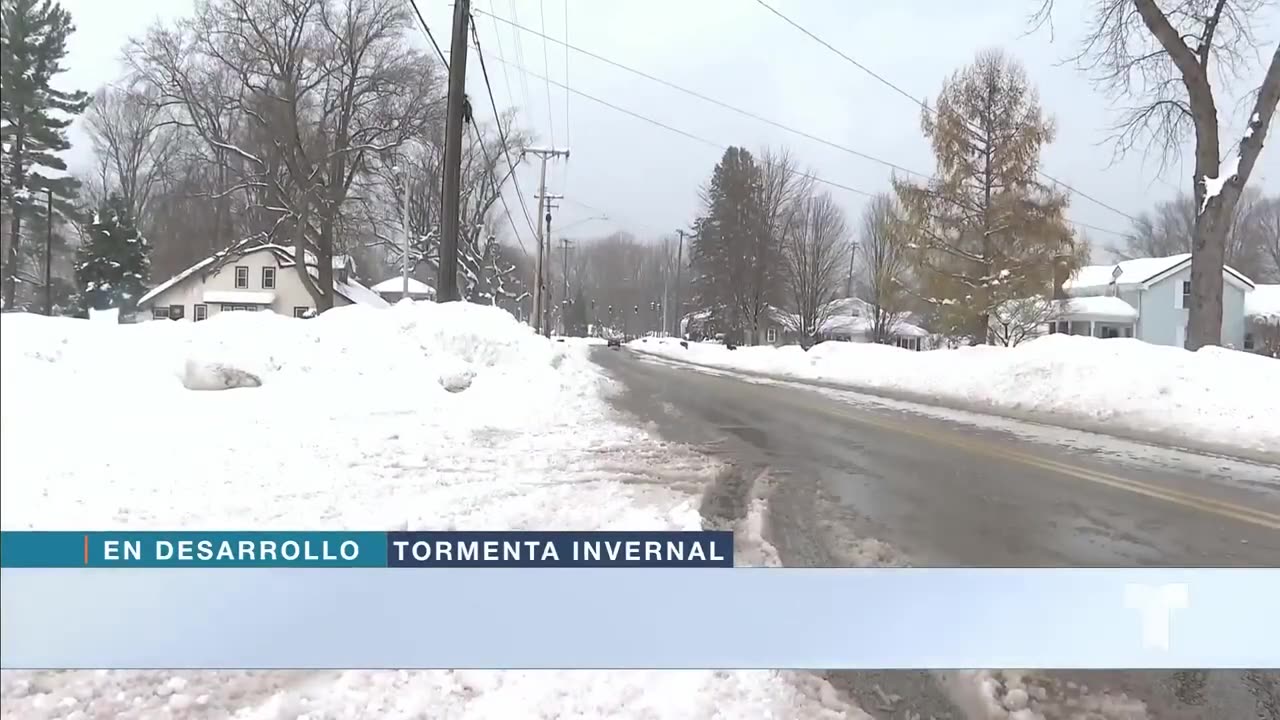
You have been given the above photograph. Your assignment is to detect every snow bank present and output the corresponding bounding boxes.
[0,304,864,720]
[630,335,1280,460]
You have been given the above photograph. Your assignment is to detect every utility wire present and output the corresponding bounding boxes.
[486,0,516,108]
[406,0,448,69]
[508,0,534,114]
[751,0,1140,225]
[480,49,878,199]
[538,0,557,146]
[476,9,1128,238]
[470,16,541,242]
[405,0,530,257]
[477,8,927,179]
[563,0,571,149]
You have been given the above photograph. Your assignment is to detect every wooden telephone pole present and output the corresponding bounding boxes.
[523,147,569,334]
[438,0,470,302]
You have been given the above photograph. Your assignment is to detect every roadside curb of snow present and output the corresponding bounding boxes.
[629,348,1280,467]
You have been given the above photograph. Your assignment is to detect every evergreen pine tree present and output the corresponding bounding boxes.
[75,194,150,316]
[1,0,90,309]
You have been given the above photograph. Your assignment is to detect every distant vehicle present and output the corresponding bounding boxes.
[607,337,622,349]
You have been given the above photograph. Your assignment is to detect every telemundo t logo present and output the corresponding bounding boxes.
[1123,583,1189,651]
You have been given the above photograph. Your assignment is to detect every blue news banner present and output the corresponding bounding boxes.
[2,531,1279,670]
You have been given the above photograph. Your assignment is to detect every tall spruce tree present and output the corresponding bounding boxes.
[1,0,89,309]
[690,147,772,344]
[75,194,149,316]
[893,49,1081,343]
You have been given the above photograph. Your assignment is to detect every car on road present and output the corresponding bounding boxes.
[607,337,622,349]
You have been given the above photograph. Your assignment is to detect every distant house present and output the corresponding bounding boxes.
[136,245,388,321]
[371,276,436,303]
[1244,284,1280,357]
[760,297,930,350]
[1058,253,1255,348]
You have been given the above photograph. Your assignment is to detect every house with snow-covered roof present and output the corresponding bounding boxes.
[371,276,436,303]
[763,297,930,350]
[1055,253,1256,348]
[135,244,388,322]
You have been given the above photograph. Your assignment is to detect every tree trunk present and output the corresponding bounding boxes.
[4,134,24,310]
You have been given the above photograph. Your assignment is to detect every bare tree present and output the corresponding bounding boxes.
[1120,188,1274,280]
[83,84,178,226]
[1034,0,1280,348]
[131,0,440,311]
[989,295,1059,346]
[780,191,848,340]
[857,193,914,344]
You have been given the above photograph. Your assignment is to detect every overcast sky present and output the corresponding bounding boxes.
[57,0,1278,260]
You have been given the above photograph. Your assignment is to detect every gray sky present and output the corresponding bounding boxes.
[57,0,1279,260]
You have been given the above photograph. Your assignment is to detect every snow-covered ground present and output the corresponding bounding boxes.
[628,336,1280,460]
[0,303,863,720]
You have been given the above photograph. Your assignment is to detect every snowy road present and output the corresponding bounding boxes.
[595,347,1280,720]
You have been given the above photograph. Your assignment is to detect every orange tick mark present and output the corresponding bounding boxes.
[83,535,88,565]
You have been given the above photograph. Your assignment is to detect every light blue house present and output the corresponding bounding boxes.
[1058,254,1256,349]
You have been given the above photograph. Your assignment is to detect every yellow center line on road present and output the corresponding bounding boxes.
[777,384,1280,532]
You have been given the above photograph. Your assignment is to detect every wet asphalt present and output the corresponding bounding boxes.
[593,346,1280,720]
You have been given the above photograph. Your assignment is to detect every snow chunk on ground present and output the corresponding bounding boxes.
[630,335,1279,458]
[0,304,866,719]
[182,358,263,390]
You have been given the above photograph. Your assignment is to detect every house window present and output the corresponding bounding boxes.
[152,306,170,320]
[293,306,311,318]
[1181,280,1192,309]
[262,266,276,289]
[194,304,208,321]
[766,327,778,343]
[169,304,185,320]
[234,266,249,289]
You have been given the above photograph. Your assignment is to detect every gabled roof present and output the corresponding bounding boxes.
[371,276,436,295]
[138,244,388,309]
[1066,253,1255,294]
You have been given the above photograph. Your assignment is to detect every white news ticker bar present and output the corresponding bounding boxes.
[2,568,1276,669]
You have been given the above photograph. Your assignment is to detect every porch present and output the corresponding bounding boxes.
[1049,296,1138,339]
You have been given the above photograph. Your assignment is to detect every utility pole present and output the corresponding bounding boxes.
[396,167,410,299]
[523,146,568,333]
[673,229,685,337]
[558,237,574,336]
[44,188,53,316]
[846,239,858,298]
[438,0,470,303]
[542,202,560,336]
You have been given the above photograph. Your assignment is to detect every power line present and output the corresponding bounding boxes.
[507,0,534,114]
[538,0,557,146]
[469,15,540,242]
[751,0,1140,226]
[477,9,927,180]
[562,0,571,150]
[476,9,1126,238]
[405,0,530,258]
[480,49,878,200]
[406,0,448,68]
[485,0,516,108]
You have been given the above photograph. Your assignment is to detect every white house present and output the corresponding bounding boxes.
[136,244,388,321]
[1058,253,1255,348]
[371,276,436,303]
